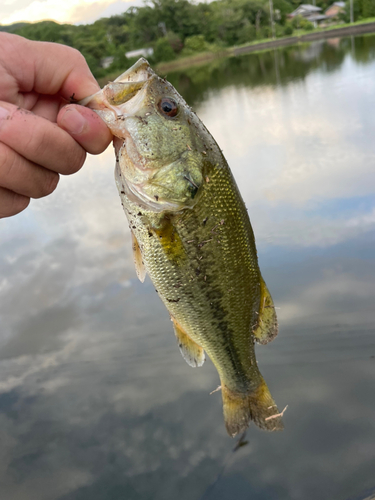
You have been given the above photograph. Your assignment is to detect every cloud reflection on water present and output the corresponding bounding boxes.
[0,36,375,500]
[196,55,375,252]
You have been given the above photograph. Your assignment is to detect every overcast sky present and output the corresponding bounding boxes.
[1,0,144,26]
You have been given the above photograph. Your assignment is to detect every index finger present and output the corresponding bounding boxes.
[0,33,99,103]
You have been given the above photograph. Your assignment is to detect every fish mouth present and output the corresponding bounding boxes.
[79,58,156,185]
[79,58,155,113]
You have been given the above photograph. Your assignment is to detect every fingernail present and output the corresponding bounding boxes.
[60,106,86,135]
[0,105,10,121]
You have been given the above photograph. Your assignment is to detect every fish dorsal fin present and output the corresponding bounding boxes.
[131,232,146,283]
[252,276,278,345]
[171,317,205,368]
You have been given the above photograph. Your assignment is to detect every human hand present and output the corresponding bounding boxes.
[0,32,113,218]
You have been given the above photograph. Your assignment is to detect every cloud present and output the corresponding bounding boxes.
[199,79,375,208]
[194,62,375,250]
[1,0,138,25]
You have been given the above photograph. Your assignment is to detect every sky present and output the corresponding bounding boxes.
[0,0,144,26]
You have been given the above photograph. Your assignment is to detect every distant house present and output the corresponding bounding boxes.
[289,4,322,17]
[288,4,327,26]
[100,56,114,69]
[125,47,154,59]
[325,1,345,18]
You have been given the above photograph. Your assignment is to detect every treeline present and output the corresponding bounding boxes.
[348,0,375,21]
[0,0,367,77]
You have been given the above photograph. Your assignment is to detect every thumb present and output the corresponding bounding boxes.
[57,104,112,155]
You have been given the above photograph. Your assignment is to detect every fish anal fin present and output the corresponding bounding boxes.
[253,276,278,345]
[222,377,284,438]
[171,317,205,368]
[131,232,146,283]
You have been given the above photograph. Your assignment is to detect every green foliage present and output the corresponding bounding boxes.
[262,26,271,38]
[362,0,375,18]
[237,20,257,44]
[151,0,203,40]
[0,22,30,33]
[182,35,209,54]
[343,0,375,21]
[291,14,314,30]
[109,45,130,71]
[315,0,332,10]
[154,37,176,62]
[302,19,314,30]
[291,14,303,28]
[273,0,295,23]
[354,0,365,20]
[207,0,270,45]
[166,31,183,53]
[14,21,74,45]
[284,22,294,35]
[3,0,375,72]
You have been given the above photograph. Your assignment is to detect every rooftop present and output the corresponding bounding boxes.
[289,4,323,17]
[299,4,322,11]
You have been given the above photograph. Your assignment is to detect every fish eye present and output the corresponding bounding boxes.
[158,98,178,118]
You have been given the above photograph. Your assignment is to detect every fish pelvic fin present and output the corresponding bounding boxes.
[221,378,284,437]
[131,232,147,283]
[171,317,205,368]
[253,276,278,345]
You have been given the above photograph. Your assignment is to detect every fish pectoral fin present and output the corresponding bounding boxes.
[252,276,278,345]
[222,378,284,438]
[171,317,205,368]
[131,232,146,283]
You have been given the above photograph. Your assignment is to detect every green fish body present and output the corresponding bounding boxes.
[82,59,283,436]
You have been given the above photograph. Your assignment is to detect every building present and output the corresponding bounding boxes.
[289,3,322,17]
[325,1,345,18]
[125,48,154,59]
[288,4,327,26]
[100,56,114,69]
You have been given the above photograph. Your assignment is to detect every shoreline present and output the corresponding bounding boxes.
[234,20,375,56]
[156,20,375,73]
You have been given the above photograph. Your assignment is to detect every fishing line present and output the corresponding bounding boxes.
[198,432,248,500]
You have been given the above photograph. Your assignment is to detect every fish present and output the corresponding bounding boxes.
[80,58,284,437]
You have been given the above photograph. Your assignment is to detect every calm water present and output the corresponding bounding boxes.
[1,35,375,500]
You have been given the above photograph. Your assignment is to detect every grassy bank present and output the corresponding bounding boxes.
[97,48,231,86]
[156,19,375,74]
[96,18,375,84]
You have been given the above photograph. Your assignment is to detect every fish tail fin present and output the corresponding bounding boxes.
[221,377,284,437]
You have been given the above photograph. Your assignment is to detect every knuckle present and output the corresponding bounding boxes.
[68,47,88,68]
[0,143,17,177]
[30,127,48,159]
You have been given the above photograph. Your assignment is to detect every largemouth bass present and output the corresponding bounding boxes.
[81,59,284,436]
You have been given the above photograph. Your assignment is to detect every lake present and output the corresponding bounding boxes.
[1,34,375,500]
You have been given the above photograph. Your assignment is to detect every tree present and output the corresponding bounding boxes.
[153,37,176,62]
[362,0,375,18]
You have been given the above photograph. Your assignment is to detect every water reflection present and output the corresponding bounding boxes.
[167,34,375,104]
[1,34,375,500]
